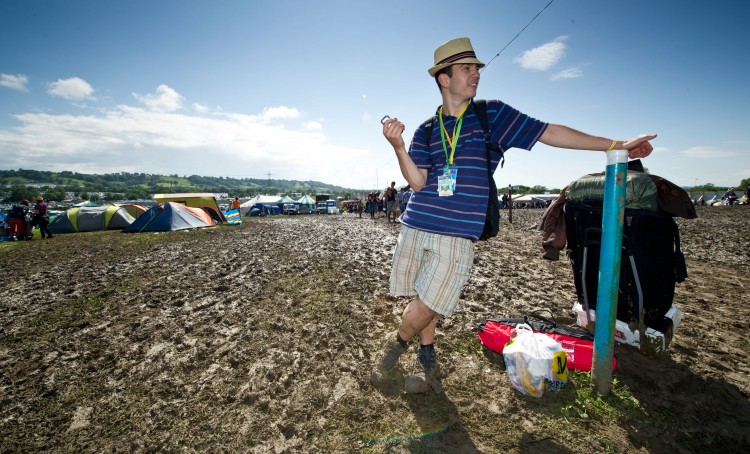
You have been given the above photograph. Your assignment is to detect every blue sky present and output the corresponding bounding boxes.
[1,0,748,192]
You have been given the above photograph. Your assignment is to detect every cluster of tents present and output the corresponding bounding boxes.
[240,194,316,216]
[36,192,328,235]
[46,193,232,234]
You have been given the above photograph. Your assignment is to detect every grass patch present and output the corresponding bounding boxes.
[448,331,484,357]
[558,370,643,422]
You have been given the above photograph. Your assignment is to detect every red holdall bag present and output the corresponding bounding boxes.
[477,310,616,372]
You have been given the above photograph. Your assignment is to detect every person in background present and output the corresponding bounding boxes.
[373,36,656,394]
[399,186,411,214]
[32,196,53,239]
[231,197,241,211]
[722,188,737,205]
[384,181,399,223]
[365,193,377,219]
[5,200,30,240]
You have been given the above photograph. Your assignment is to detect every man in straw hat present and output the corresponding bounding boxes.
[372,37,655,394]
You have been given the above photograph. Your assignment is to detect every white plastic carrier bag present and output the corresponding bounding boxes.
[502,323,568,397]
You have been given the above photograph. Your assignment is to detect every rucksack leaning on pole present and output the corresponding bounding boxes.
[560,169,695,352]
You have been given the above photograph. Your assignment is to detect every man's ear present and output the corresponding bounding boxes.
[438,72,450,89]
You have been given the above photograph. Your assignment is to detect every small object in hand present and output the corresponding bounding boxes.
[380,115,391,125]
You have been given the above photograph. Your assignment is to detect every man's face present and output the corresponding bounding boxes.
[445,63,481,99]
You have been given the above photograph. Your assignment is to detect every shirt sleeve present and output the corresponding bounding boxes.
[408,122,434,169]
[487,100,548,151]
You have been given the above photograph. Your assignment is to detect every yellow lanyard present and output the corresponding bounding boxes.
[438,102,469,167]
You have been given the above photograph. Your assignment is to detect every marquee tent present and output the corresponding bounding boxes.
[48,205,135,234]
[240,195,281,215]
[511,194,559,203]
[296,194,315,207]
[241,195,281,207]
[123,202,216,233]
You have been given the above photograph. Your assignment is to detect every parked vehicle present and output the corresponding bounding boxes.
[283,203,298,215]
[316,200,339,214]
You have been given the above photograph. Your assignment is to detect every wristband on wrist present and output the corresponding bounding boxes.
[605,139,617,152]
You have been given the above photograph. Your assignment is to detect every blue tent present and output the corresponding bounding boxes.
[123,202,215,233]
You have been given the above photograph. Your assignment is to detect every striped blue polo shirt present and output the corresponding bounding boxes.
[400,99,548,240]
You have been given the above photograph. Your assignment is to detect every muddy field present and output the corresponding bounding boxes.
[0,205,748,453]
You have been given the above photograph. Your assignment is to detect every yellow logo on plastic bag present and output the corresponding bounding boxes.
[552,350,568,381]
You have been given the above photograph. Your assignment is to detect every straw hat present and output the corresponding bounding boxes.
[428,37,485,77]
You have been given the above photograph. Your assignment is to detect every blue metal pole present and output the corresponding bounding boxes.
[591,149,628,395]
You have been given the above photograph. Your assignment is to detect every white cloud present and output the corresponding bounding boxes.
[550,68,582,81]
[515,37,568,71]
[0,85,369,187]
[302,121,323,131]
[133,84,184,112]
[47,77,94,100]
[260,106,300,121]
[0,73,29,91]
[192,103,208,113]
[680,146,742,159]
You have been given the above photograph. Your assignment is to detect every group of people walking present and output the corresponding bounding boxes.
[364,183,412,222]
[3,196,53,241]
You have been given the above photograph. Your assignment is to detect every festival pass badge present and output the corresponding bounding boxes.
[438,167,457,197]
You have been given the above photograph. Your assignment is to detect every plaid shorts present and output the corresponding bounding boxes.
[389,225,475,316]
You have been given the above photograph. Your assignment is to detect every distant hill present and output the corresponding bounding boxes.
[0,169,355,202]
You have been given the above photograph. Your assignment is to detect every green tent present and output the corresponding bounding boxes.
[295,194,315,208]
[49,205,135,234]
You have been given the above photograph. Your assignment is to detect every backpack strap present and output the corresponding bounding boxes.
[474,99,505,168]
[421,116,435,151]
[422,100,505,168]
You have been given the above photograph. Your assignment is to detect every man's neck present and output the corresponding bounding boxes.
[441,95,470,117]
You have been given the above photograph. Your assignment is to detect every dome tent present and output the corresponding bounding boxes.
[123,202,215,233]
[48,205,135,234]
[117,203,148,219]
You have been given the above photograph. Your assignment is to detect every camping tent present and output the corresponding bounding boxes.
[48,205,135,234]
[123,202,216,233]
[118,203,148,219]
[240,195,281,215]
[153,193,226,223]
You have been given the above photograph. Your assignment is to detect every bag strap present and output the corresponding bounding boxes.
[524,309,557,327]
[421,100,504,167]
[421,100,502,211]
[474,99,505,169]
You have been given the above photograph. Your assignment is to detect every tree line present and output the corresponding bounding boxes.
[0,169,350,203]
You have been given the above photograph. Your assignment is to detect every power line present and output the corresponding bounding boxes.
[481,0,556,73]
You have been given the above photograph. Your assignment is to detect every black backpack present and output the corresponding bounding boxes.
[8,205,25,219]
[421,99,503,240]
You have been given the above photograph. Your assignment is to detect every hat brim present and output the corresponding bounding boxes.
[428,58,485,77]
